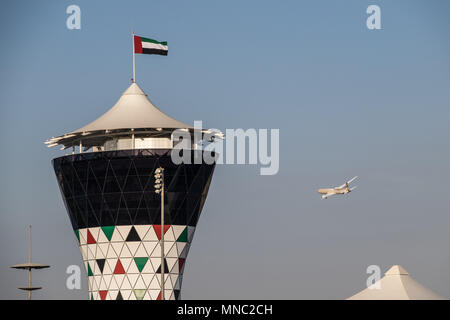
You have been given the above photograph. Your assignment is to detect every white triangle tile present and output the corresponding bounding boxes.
[176,242,186,256]
[127,273,140,287]
[170,260,179,274]
[121,289,132,300]
[127,260,140,274]
[164,276,173,290]
[87,244,96,260]
[92,291,99,300]
[164,227,175,241]
[99,277,108,290]
[96,243,108,259]
[170,274,178,286]
[114,274,125,288]
[116,226,132,241]
[111,242,124,257]
[109,275,119,290]
[79,229,87,245]
[166,242,178,258]
[80,245,88,260]
[97,228,109,243]
[102,260,112,275]
[164,241,176,256]
[143,241,158,257]
[106,244,118,258]
[141,259,155,274]
[128,290,137,300]
[120,243,133,258]
[121,276,132,290]
[166,258,177,272]
[134,243,147,257]
[149,276,161,290]
[93,276,101,291]
[149,289,160,300]
[134,225,151,240]
[142,274,153,287]
[143,226,158,241]
[134,275,146,290]
[121,258,133,272]
[126,242,140,256]
[103,274,113,289]
[109,290,119,300]
[110,228,123,242]
[167,290,174,300]
[106,258,117,273]
[144,290,151,300]
[151,243,161,257]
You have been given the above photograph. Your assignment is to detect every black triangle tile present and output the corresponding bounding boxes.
[96,259,105,273]
[126,226,141,241]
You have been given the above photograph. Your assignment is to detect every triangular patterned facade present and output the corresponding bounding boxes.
[54,149,215,300]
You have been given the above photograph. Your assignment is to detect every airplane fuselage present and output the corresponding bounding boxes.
[317,188,349,195]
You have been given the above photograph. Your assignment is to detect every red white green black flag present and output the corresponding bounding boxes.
[134,35,168,56]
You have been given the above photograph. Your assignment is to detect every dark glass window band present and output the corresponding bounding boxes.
[52,149,216,230]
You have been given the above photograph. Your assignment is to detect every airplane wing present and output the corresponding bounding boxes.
[322,193,333,199]
[336,176,358,189]
[349,186,357,191]
[347,176,358,185]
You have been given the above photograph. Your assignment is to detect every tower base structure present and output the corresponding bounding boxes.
[53,149,215,300]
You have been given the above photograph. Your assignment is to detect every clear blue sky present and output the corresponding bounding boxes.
[1,0,449,299]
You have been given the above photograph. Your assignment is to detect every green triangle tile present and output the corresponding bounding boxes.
[177,227,188,242]
[101,226,115,241]
[134,289,146,300]
[87,263,93,277]
[134,257,148,273]
[74,229,80,243]
[91,293,94,300]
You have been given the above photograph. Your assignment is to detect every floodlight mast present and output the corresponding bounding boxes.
[10,225,50,300]
[154,167,165,300]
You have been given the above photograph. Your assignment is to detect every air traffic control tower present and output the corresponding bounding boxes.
[46,82,218,300]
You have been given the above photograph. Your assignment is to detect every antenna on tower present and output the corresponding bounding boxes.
[10,225,50,300]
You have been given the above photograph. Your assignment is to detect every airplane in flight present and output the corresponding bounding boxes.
[317,176,358,199]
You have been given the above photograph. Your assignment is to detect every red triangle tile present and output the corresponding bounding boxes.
[154,225,171,240]
[179,258,186,271]
[113,259,125,274]
[99,290,108,300]
[87,229,96,244]
[157,291,162,300]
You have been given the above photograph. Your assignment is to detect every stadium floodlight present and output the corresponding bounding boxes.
[153,167,165,300]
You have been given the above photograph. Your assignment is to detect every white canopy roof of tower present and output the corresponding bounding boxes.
[45,82,222,150]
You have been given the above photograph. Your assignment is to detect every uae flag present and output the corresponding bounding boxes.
[134,35,168,56]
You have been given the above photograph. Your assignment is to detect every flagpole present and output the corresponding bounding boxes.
[132,31,136,82]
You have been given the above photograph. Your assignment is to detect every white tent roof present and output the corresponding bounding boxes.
[73,82,192,132]
[46,82,196,149]
[347,265,445,300]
